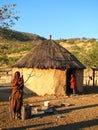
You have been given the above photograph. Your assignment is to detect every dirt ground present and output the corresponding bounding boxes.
[0,86,98,130]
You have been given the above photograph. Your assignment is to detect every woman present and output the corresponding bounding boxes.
[10,71,24,119]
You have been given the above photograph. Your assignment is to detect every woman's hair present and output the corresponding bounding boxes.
[14,71,20,78]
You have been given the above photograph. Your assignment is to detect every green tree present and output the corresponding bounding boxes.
[0,3,19,28]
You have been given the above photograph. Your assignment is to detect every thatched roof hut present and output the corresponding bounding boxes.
[12,39,86,96]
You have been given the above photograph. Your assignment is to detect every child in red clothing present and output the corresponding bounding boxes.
[70,74,76,95]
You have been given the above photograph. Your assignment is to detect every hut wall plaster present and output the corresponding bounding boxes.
[12,68,66,96]
[75,69,84,93]
[54,69,66,96]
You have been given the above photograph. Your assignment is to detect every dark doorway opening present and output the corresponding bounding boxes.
[66,69,73,95]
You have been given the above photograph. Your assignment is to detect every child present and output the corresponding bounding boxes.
[70,74,76,95]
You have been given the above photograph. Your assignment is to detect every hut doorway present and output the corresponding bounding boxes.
[66,69,73,95]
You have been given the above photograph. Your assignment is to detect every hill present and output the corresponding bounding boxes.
[0,27,46,41]
[58,38,98,68]
[0,28,98,69]
[0,28,46,68]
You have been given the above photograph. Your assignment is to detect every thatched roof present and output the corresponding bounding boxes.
[12,40,86,69]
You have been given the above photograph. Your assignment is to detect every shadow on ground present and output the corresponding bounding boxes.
[83,85,98,95]
[43,118,98,130]
[0,87,37,102]
[0,85,98,102]
[3,104,98,130]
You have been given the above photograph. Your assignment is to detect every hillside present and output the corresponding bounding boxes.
[0,27,46,41]
[0,28,98,69]
[58,38,98,68]
[0,28,46,69]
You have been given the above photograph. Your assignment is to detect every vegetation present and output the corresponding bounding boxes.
[58,38,98,68]
[0,28,97,68]
[71,39,98,68]
[0,28,46,67]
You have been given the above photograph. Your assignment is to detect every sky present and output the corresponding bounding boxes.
[0,0,98,40]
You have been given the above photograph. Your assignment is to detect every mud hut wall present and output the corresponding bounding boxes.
[53,69,66,96]
[75,69,84,93]
[94,71,98,86]
[12,68,66,96]
[12,68,57,95]
[83,69,98,86]
[25,68,56,95]
[83,69,93,86]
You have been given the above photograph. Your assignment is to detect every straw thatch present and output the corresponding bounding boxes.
[12,40,86,69]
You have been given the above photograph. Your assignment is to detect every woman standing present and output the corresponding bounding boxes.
[10,71,24,119]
